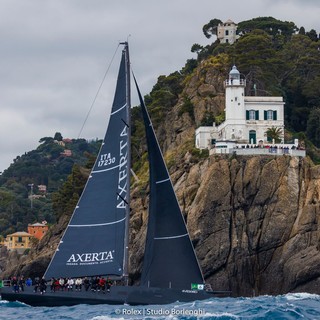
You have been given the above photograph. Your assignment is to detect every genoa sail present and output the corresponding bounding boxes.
[45,45,131,279]
[134,77,204,290]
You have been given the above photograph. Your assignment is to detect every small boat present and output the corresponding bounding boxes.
[1,42,229,306]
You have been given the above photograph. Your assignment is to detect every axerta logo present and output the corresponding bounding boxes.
[66,251,114,266]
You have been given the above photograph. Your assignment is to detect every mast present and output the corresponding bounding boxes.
[121,41,131,284]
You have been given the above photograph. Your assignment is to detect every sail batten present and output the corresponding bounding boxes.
[69,217,126,227]
[155,178,170,184]
[154,233,188,240]
[91,164,120,173]
[111,103,127,115]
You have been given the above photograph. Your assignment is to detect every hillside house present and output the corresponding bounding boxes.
[217,19,240,44]
[28,222,49,240]
[4,232,33,252]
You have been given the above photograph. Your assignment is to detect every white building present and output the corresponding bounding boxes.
[217,19,240,44]
[195,66,306,157]
[195,65,305,157]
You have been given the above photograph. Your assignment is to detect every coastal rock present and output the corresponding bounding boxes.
[179,155,320,296]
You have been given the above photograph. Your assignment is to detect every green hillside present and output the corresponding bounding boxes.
[0,133,100,237]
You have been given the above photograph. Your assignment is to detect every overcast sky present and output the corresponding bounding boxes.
[0,0,319,173]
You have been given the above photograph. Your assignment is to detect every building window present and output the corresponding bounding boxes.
[246,110,259,120]
[249,110,255,120]
[225,30,229,36]
[264,110,277,120]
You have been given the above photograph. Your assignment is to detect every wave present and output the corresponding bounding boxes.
[284,292,320,301]
[0,299,30,308]
[1,293,320,319]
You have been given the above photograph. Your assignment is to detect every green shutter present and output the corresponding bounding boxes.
[273,110,277,120]
[246,110,249,120]
[264,110,267,120]
[255,110,259,120]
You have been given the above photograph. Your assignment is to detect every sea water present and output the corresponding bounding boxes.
[1,293,320,320]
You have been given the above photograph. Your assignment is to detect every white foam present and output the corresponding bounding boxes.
[285,292,320,301]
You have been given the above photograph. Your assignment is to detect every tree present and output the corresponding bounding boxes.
[191,43,203,54]
[39,137,54,144]
[306,29,318,42]
[237,17,298,40]
[306,108,320,147]
[266,127,282,143]
[279,34,320,132]
[202,18,222,39]
[52,164,88,219]
[54,132,63,141]
[234,30,278,95]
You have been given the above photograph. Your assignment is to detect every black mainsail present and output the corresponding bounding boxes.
[134,77,204,290]
[45,45,131,279]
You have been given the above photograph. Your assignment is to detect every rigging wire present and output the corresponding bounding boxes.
[77,43,121,138]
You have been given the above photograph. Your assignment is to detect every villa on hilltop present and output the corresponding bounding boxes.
[217,19,240,44]
[195,65,306,157]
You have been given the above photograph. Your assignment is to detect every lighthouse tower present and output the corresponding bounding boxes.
[223,65,246,140]
[225,65,246,122]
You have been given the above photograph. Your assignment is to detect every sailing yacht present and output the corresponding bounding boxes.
[0,42,229,306]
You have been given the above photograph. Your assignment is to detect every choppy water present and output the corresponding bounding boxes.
[1,292,320,319]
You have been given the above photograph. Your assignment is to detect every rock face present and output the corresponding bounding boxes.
[186,155,320,296]
[127,154,320,296]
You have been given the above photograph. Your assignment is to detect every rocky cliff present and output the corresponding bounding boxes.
[2,55,320,297]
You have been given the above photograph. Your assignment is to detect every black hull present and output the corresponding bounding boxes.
[1,285,228,307]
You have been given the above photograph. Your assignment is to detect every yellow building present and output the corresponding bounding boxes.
[4,231,33,251]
